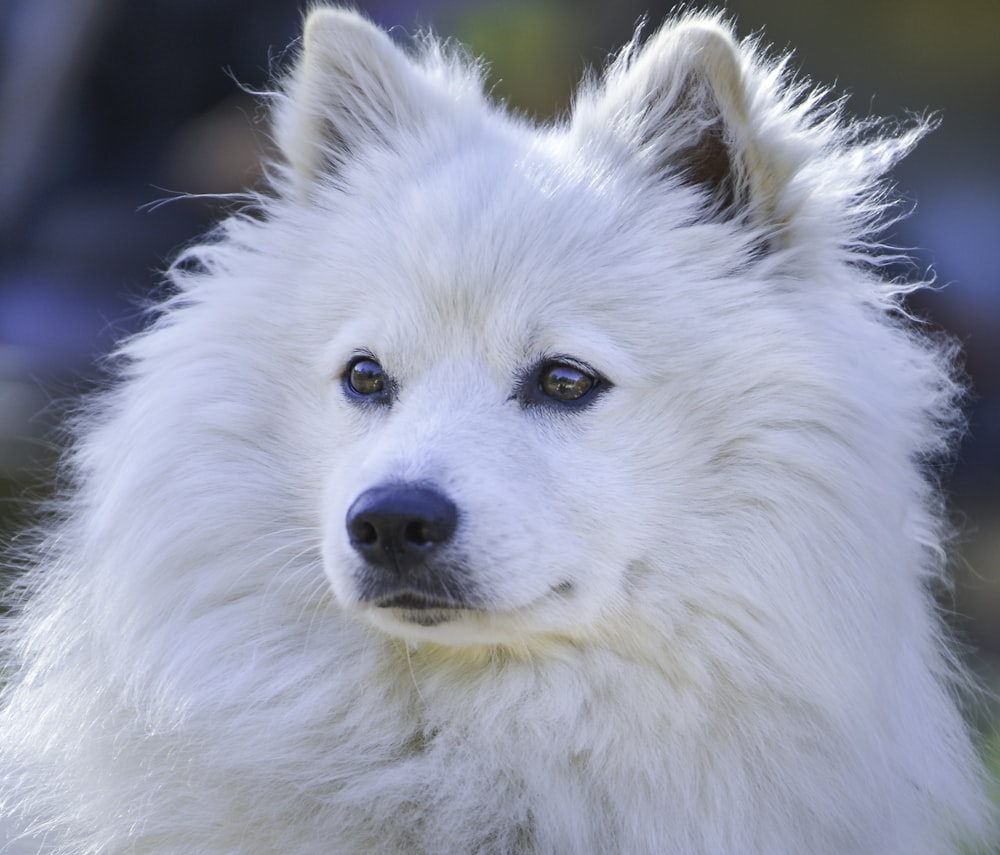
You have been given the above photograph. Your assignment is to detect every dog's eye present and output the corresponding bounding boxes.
[540,363,595,402]
[519,358,607,409]
[344,356,388,401]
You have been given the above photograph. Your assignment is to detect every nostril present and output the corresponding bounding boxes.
[352,520,378,546]
[404,520,430,546]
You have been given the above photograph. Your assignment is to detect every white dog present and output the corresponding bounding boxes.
[1,7,995,853]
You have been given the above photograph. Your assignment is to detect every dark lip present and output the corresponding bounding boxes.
[372,590,470,611]
[393,608,457,627]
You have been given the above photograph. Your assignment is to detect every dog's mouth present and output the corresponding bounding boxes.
[371,590,471,626]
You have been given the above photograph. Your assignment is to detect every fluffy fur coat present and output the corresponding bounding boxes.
[1,8,995,853]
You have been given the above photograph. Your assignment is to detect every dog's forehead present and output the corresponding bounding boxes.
[332,287,634,385]
[339,139,653,310]
[301,127,712,380]
[392,140,619,261]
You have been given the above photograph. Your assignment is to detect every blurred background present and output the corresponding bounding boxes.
[0,0,997,803]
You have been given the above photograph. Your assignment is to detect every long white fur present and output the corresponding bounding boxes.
[1,7,995,853]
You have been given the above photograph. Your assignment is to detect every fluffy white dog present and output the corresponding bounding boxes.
[1,7,995,853]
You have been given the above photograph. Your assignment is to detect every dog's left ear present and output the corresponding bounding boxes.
[275,9,430,190]
[577,17,787,224]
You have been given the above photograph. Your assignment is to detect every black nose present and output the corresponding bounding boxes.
[346,484,458,571]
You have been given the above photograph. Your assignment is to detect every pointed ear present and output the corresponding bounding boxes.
[274,9,424,187]
[579,18,781,222]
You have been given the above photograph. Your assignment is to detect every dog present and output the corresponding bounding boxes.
[1,7,995,853]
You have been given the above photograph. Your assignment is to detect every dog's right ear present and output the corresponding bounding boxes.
[274,9,424,189]
[573,16,798,230]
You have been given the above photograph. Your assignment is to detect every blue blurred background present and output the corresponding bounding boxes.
[0,0,997,798]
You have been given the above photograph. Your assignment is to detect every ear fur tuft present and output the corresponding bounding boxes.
[274,9,421,189]
[573,17,804,229]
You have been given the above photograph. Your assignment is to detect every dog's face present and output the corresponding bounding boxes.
[258,10,880,648]
[293,119,762,647]
[307,147,675,646]
[268,12,770,648]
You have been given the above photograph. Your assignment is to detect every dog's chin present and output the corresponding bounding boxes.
[371,590,468,620]
[357,584,584,648]
[351,588,476,641]
[339,566,593,646]
[382,606,460,628]
[355,588,537,646]
[362,602,499,646]
[371,592,466,628]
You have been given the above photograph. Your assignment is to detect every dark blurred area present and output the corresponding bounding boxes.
[1,0,998,793]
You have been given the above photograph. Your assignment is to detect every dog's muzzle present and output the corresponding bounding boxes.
[346,483,475,612]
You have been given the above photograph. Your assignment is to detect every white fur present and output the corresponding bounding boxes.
[1,8,995,853]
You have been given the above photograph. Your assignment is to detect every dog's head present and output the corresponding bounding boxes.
[230,10,936,649]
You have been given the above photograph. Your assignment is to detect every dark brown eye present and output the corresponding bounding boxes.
[345,356,387,400]
[540,363,595,402]
[516,357,608,410]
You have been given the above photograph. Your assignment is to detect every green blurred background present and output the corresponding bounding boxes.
[1,0,998,817]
